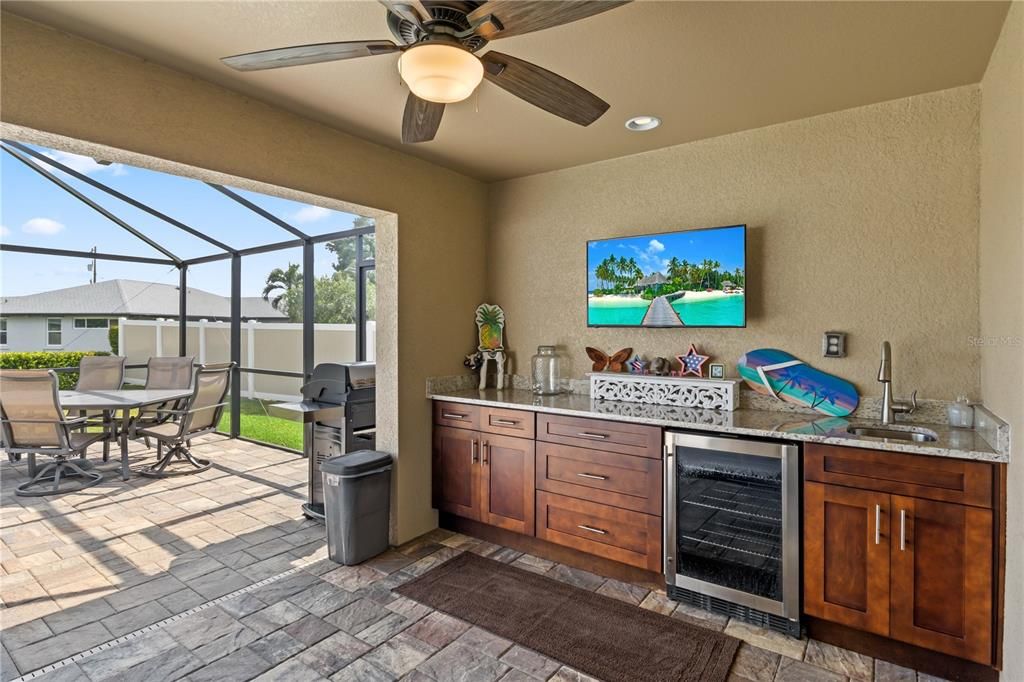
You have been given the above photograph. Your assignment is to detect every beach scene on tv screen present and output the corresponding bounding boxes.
[588,226,745,327]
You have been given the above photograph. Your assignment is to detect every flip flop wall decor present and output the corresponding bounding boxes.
[737,348,859,417]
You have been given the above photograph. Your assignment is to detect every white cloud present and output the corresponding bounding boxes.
[37,150,128,177]
[648,239,665,253]
[22,217,65,235]
[292,205,331,224]
[0,224,9,237]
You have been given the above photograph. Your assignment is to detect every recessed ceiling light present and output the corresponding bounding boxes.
[625,115,661,132]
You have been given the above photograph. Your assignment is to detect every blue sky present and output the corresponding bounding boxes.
[587,225,745,290]
[0,144,369,298]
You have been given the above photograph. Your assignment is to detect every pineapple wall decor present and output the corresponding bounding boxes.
[474,303,507,390]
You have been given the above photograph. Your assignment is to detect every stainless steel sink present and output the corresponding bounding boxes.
[847,426,938,443]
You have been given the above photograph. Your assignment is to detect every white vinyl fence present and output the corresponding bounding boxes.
[119,318,376,401]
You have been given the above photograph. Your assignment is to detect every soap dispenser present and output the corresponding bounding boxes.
[947,395,974,428]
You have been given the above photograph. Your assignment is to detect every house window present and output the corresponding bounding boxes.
[73,318,109,329]
[47,318,62,346]
[0,318,7,346]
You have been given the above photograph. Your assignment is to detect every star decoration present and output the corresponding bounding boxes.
[676,344,710,378]
[628,354,648,375]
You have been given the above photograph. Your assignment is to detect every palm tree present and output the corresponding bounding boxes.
[667,257,682,284]
[262,263,302,312]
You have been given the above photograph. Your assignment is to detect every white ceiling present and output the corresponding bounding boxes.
[4,1,1011,181]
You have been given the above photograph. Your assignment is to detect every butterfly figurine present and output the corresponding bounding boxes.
[585,347,633,373]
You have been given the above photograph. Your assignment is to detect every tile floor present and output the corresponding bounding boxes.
[0,436,947,682]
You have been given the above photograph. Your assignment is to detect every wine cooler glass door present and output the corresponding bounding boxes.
[665,432,799,618]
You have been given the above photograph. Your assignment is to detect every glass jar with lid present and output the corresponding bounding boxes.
[531,345,563,395]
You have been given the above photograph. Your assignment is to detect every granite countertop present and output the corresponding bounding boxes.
[429,388,1006,463]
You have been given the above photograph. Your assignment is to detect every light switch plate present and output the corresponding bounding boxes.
[823,332,846,358]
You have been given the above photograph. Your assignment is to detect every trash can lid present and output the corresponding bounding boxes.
[320,450,392,476]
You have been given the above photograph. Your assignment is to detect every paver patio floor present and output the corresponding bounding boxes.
[1,436,943,682]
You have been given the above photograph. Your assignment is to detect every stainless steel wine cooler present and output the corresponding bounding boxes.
[664,431,801,636]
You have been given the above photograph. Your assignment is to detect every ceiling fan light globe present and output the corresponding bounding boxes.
[398,43,483,103]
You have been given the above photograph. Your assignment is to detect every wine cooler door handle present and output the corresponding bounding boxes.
[874,504,881,545]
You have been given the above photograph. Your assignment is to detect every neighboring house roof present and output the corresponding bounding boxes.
[0,279,286,320]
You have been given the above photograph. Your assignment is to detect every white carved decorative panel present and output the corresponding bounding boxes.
[589,373,739,411]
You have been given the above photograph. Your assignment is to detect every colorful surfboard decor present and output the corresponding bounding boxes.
[737,348,859,417]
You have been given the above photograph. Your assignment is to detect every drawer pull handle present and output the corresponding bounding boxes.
[874,504,881,545]
[576,472,608,481]
[577,524,607,535]
[442,412,468,420]
[577,432,609,440]
[492,418,518,426]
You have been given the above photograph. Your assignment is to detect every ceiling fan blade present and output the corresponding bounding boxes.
[402,93,445,143]
[222,40,400,72]
[379,0,431,26]
[481,51,609,126]
[467,1,630,40]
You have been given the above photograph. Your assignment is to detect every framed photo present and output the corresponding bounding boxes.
[709,363,726,379]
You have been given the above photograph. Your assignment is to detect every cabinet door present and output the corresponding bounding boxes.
[432,426,480,521]
[804,482,891,635]
[480,434,536,535]
[890,496,993,664]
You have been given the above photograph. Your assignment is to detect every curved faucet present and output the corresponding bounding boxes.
[878,341,917,425]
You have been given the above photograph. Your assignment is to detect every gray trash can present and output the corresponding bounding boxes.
[320,450,393,566]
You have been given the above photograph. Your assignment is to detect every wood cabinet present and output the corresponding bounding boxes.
[480,434,535,535]
[804,482,891,635]
[889,495,993,664]
[432,407,536,535]
[432,425,480,519]
[433,402,663,572]
[804,444,997,665]
[536,491,662,571]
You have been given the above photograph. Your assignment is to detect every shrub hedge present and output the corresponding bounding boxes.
[108,323,119,355]
[0,351,111,389]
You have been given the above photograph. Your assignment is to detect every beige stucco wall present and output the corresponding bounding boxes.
[487,86,982,401]
[980,3,1023,679]
[0,13,487,543]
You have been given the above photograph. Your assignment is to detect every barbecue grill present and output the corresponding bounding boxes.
[275,362,376,520]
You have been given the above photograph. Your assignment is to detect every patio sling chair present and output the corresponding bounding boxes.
[75,355,126,462]
[131,356,195,450]
[0,370,107,496]
[135,362,233,478]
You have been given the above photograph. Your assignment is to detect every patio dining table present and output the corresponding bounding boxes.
[58,388,195,480]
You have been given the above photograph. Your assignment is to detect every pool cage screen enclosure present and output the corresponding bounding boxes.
[0,138,375,442]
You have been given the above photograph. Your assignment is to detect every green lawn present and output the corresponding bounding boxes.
[218,398,303,451]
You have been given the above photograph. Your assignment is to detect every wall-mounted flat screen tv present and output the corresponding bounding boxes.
[587,224,746,328]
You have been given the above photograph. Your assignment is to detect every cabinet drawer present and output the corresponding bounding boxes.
[536,442,661,515]
[433,401,480,431]
[536,413,661,459]
[805,444,993,508]
[535,491,661,571]
[481,407,535,440]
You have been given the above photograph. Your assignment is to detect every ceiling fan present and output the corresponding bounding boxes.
[221,0,631,143]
